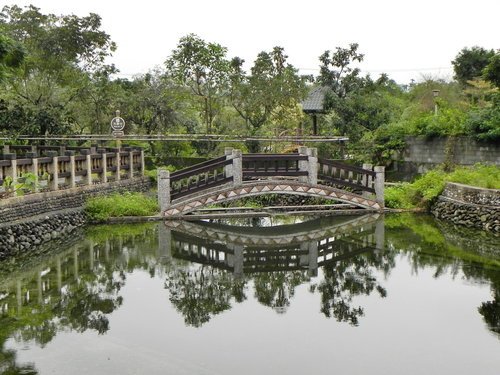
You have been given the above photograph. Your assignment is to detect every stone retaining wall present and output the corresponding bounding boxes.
[0,177,151,224]
[0,210,86,258]
[431,182,499,232]
[0,177,151,258]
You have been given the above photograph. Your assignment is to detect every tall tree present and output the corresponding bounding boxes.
[452,46,495,86]
[0,5,116,135]
[317,43,364,99]
[165,34,230,134]
[229,47,307,135]
[0,33,24,82]
[483,52,500,88]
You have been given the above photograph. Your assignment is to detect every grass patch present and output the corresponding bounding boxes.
[385,164,500,209]
[85,192,159,222]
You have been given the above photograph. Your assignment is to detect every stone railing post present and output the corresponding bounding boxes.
[85,153,92,186]
[116,152,121,182]
[224,147,234,178]
[46,151,59,191]
[298,146,308,183]
[374,166,385,208]
[101,153,108,184]
[69,154,76,189]
[307,147,318,185]
[31,156,39,193]
[231,149,242,187]
[140,149,145,177]
[128,151,134,179]
[362,163,373,199]
[3,145,10,154]
[5,153,17,186]
[158,169,171,213]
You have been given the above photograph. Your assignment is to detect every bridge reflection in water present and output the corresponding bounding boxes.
[163,214,385,278]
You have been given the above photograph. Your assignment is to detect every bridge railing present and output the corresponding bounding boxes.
[169,156,234,200]
[157,147,385,213]
[242,154,308,179]
[0,146,145,197]
[318,158,375,193]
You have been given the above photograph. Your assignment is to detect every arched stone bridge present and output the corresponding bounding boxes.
[158,147,385,217]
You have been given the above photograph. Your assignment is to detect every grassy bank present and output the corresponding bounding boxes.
[85,192,159,222]
[385,164,500,209]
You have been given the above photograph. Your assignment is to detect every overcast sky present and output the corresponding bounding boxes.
[6,0,500,83]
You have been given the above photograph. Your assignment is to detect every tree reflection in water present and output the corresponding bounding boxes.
[253,271,309,314]
[1,214,499,373]
[166,265,247,327]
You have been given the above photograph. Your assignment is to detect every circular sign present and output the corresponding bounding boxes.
[111,116,125,131]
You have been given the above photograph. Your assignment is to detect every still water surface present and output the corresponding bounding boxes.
[0,213,499,374]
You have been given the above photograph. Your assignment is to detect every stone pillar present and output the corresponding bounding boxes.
[224,147,234,178]
[307,147,318,185]
[140,149,145,177]
[4,154,17,185]
[158,225,172,261]
[85,154,92,185]
[115,152,121,181]
[374,166,385,208]
[31,158,39,193]
[298,146,308,183]
[158,169,171,212]
[69,155,76,189]
[51,156,59,191]
[101,153,108,184]
[362,163,373,199]
[128,151,134,179]
[3,145,9,154]
[232,149,242,186]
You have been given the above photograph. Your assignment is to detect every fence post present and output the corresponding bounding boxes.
[45,151,59,191]
[102,153,108,184]
[140,149,145,177]
[374,166,385,208]
[307,147,318,185]
[69,154,76,188]
[3,145,10,154]
[158,169,171,213]
[31,156,39,193]
[232,149,242,186]
[115,152,121,182]
[224,147,234,178]
[128,151,134,179]
[5,153,17,187]
[362,163,373,199]
[85,154,92,186]
[298,146,308,183]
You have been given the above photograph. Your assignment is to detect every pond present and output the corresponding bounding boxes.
[0,213,499,375]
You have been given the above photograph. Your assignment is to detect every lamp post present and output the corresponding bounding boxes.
[432,89,440,116]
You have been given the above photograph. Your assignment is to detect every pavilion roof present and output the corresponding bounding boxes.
[301,86,329,113]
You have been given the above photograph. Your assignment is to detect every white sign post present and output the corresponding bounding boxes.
[111,110,125,137]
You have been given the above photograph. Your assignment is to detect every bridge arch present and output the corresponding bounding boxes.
[163,180,381,217]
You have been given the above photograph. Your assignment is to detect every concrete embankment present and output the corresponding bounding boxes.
[0,177,151,258]
[432,182,499,233]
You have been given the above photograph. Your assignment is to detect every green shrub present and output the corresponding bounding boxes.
[385,164,500,209]
[85,192,158,222]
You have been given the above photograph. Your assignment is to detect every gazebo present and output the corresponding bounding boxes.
[301,86,329,135]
